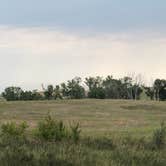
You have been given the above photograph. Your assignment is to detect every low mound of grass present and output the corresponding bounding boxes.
[121,104,159,111]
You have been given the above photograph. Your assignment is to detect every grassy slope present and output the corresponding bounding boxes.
[0,99,165,136]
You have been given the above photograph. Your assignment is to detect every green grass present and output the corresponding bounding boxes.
[0,99,165,136]
[0,100,166,166]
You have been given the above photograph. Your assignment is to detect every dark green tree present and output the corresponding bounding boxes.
[44,85,54,100]
[61,83,69,98]
[103,76,124,99]
[85,76,105,99]
[154,79,166,101]
[67,77,85,99]
[144,87,154,100]
[54,85,62,99]
[2,87,23,101]
[20,91,33,100]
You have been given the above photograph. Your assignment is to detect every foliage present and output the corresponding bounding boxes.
[54,85,63,99]
[62,77,85,99]
[2,87,43,101]
[85,76,106,99]
[2,76,166,101]
[152,122,166,149]
[0,120,165,165]
[1,121,28,138]
[70,122,81,143]
[35,114,81,142]
[154,79,166,101]
[44,85,54,100]
[35,114,68,141]
[20,90,43,100]
[144,86,154,100]
[0,118,165,166]
[2,87,23,101]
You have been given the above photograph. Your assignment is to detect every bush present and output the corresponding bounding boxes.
[35,114,68,141]
[35,114,82,143]
[0,119,165,166]
[70,122,81,143]
[1,122,28,138]
[152,122,166,149]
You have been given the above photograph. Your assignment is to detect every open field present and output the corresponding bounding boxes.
[0,99,166,136]
[0,99,166,165]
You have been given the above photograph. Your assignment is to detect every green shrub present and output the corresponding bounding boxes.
[35,114,68,141]
[152,122,166,149]
[1,122,28,138]
[70,122,81,143]
[0,117,165,165]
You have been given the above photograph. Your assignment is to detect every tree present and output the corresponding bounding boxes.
[60,77,85,99]
[127,73,144,100]
[61,83,69,98]
[67,77,85,99]
[134,74,144,100]
[2,87,23,101]
[20,91,33,100]
[131,84,143,100]
[85,76,105,99]
[154,79,166,101]
[121,76,133,99]
[44,85,54,100]
[53,85,62,99]
[3,75,166,101]
[103,76,125,99]
[31,90,44,100]
[144,87,154,100]
[89,87,105,99]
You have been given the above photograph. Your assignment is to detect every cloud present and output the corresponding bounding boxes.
[0,26,165,91]
[0,0,166,33]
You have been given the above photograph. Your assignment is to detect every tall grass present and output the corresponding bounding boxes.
[0,117,165,166]
[152,122,166,149]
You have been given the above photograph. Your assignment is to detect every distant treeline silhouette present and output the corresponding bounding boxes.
[1,75,166,101]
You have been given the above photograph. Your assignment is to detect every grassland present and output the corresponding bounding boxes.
[0,99,165,136]
[0,99,166,165]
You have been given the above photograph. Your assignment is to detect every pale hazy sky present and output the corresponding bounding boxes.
[0,0,166,90]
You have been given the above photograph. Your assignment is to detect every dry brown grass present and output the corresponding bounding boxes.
[0,99,165,136]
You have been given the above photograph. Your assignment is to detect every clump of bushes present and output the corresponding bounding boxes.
[0,121,29,151]
[1,122,28,138]
[0,115,81,144]
[35,114,68,141]
[0,121,28,145]
[35,114,81,143]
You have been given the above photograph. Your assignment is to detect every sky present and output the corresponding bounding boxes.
[0,0,166,90]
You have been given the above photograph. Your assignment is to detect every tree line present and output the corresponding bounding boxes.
[1,75,166,101]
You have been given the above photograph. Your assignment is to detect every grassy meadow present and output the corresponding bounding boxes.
[0,99,165,136]
[0,99,166,166]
